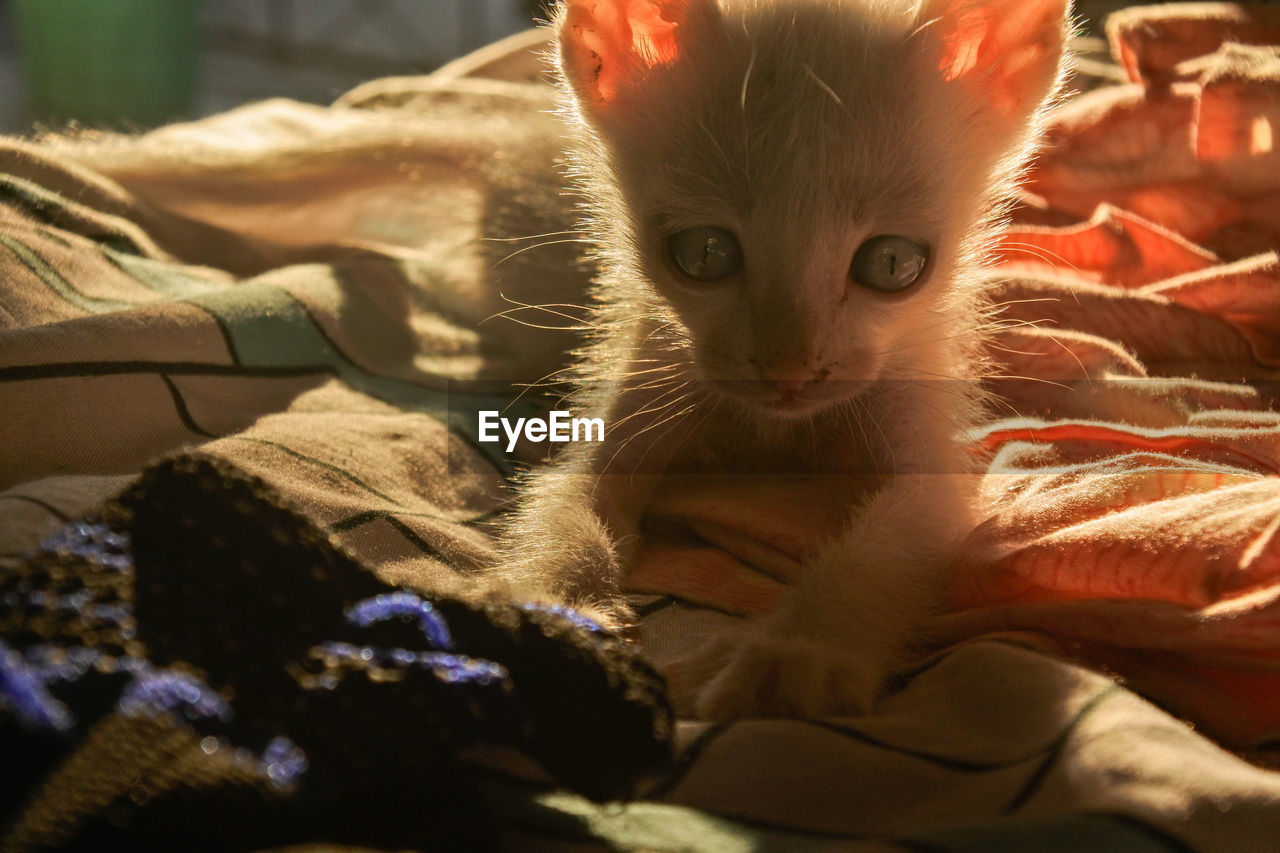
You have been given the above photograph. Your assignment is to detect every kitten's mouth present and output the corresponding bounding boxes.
[712,379,865,417]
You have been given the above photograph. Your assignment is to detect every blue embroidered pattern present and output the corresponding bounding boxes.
[0,521,554,797]
[316,641,506,686]
[2,520,306,790]
[0,640,75,732]
[345,591,456,650]
[118,669,233,723]
[518,601,606,633]
[260,735,309,789]
[39,521,132,572]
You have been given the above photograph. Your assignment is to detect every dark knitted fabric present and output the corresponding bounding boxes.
[1,454,672,851]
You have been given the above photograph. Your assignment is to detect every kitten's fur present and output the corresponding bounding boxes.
[495,0,1072,719]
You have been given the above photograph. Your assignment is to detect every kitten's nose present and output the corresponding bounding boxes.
[755,360,821,384]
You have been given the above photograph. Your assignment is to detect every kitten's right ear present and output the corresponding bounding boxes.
[556,0,715,113]
[915,0,1071,127]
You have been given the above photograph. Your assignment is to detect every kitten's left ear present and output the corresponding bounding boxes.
[915,0,1071,125]
[556,0,717,111]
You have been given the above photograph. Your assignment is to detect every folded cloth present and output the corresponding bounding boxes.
[966,2,1280,756]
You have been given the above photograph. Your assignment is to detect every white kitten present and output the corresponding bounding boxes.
[493,0,1072,719]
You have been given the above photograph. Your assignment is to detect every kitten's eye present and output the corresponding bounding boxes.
[668,226,743,282]
[849,235,930,293]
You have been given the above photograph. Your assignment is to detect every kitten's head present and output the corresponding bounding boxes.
[556,0,1072,418]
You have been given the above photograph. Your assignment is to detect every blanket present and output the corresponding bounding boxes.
[4,6,1280,852]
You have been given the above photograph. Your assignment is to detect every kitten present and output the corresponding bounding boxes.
[494,0,1072,719]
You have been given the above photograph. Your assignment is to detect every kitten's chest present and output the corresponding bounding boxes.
[639,411,887,569]
[667,407,888,478]
[625,457,880,613]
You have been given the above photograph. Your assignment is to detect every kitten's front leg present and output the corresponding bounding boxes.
[489,461,651,630]
[488,382,695,630]
[682,472,974,719]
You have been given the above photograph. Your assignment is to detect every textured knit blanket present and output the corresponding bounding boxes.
[5,5,1280,852]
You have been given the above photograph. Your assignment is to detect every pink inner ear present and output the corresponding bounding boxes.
[563,0,689,104]
[936,5,992,81]
[626,0,685,65]
[932,0,1064,118]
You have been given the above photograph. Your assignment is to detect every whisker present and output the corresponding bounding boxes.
[997,241,1082,274]
[489,316,592,332]
[854,394,897,474]
[740,19,756,113]
[985,295,1063,310]
[802,63,848,113]
[984,373,1074,391]
[1043,333,1095,388]
[637,319,682,349]
[977,317,1059,331]
[481,297,599,329]
[600,394,687,473]
[983,341,1055,358]
[607,363,683,382]
[502,360,588,413]
[631,374,688,392]
[482,230,582,243]
[693,115,738,180]
[624,400,700,473]
[494,238,590,266]
[607,380,694,433]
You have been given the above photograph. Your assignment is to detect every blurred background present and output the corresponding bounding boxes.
[0,1,1224,137]
[0,0,544,134]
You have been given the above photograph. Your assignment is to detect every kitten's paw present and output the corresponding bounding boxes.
[679,625,883,720]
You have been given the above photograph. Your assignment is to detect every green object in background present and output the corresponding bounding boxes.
[11,0,199,128]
